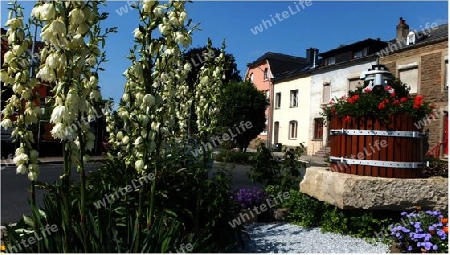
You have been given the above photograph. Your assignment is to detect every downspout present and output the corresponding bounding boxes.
[266,60,274,149]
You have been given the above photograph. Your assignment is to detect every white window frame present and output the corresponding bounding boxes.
[406,31,416,45]
[289,120,298,139]
[275,92,281,109]
[398,62,419,94]
[290,90,298,107]
[322,81,331,103]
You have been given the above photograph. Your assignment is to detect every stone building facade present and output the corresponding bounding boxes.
[378,20,448,158]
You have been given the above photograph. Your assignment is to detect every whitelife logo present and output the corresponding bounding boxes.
[250,0,313,35]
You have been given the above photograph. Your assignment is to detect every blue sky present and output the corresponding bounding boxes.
[1,1,448,105]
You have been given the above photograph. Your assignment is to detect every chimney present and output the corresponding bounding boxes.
[396,17,409,42]
[306,47,319,67]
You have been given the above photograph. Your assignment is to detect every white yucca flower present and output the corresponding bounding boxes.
[153,6,165,18]
[50,106,67,123]
[135,159,144,172]
[13,153,29,166]
[68,8,85,25]
[17,164,28,174]
[1,119,13,129]
[5,18,23,29]
[31,3,55,21]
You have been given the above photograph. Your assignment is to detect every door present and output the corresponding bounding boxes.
[274,122,279,144]
[444,112,448,155]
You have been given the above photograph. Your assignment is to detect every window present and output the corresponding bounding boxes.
[398,62,419,94]
[348,78,361,92]
[313,118,323,140]
[265,90,270,99]
[445,59,448,89]
[406,31,416,45]
[290,90,298,107]
[353,47,368,58]
[322,82,331,103]
[289,121,298,139]
[327,57,335,65]
[275,92,281,108]
[263,68,268,80]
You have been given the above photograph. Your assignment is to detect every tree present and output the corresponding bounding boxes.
[216,81,269,152]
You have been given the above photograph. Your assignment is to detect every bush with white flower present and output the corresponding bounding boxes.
[1,2,40,182]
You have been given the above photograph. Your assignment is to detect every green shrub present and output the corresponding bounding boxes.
[264,187,394,238]
[214,151,254,164]
[423,159,448,178]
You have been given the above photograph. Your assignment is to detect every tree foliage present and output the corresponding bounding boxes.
[216,81,269,152]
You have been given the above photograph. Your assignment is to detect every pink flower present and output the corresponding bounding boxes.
[364,87,372,93]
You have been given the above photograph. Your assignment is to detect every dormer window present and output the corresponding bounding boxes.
[353,47,368,59]
[406,31,416,45]
[327,57,335,65]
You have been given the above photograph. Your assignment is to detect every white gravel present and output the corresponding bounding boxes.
[239,222,390,253]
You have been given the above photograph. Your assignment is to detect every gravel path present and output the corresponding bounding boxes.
[239,222,390,253]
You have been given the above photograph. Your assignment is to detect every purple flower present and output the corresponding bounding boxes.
[432,245,438,251]
[437,229,445,237]
[414,222,421,229]
[417,242,423,247]
[429,226,435,231]
[407,246,413,251]
[423,242,433,251]
[401,212,408,216]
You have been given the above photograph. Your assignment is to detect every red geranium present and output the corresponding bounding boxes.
[346,95,359,104]
[414,95,424,109]
[344,115,351,123]
[391,92,396,97]
[378,102,386,110]
[400,97,408,103]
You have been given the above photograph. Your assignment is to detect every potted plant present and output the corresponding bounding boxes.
[321,65,434,178]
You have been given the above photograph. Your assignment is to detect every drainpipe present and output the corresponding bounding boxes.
[268,76,274,149]
[265,61,274,149]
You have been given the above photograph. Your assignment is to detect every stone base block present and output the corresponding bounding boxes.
[299,167,448,211]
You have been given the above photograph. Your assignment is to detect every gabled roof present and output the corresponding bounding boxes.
[379,23,448,55]
[273,63,316,82]
[319,38,387,58]
[246,52,307,78]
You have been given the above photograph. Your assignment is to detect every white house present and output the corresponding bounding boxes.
[308,39,389,155]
